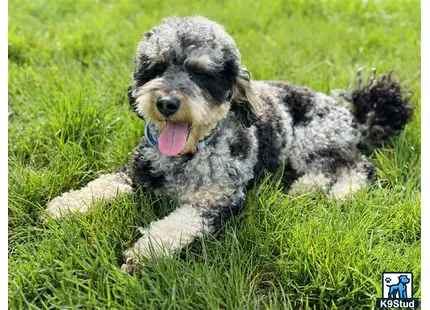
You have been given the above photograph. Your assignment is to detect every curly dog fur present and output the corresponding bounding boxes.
[43,16,413,273]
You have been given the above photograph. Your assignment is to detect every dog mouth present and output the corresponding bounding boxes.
[158,121,191,156]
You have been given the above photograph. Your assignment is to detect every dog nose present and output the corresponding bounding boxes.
[156,97,181,117]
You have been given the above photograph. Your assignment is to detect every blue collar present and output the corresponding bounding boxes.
[145,122,220,153]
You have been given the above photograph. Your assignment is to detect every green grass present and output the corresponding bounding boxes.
[8,0,421,309]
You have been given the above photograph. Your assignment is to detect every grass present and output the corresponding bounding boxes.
[8,0,420,309]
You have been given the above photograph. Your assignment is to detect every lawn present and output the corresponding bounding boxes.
[8,0,421,309]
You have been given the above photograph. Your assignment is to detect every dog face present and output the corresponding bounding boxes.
[128,16,262,156]
[398,275,410,284]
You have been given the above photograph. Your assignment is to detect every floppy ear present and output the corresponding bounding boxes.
[127,85,136,108]
[230,67,263,127]
[127,83,144,120]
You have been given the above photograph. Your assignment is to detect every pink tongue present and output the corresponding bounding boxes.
[158,121,189,156]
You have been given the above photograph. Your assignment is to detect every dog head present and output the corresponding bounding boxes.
[398,275,410,285]
[128,16,262,156]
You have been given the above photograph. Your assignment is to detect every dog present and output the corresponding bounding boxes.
[387,275,410,298]
[43,16,413,273]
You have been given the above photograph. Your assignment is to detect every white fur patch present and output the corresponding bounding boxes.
[290,172,331,194]
[43,172,133,221]
[180,184,236,207]
[329,167,368,199]
[126,204,209,260]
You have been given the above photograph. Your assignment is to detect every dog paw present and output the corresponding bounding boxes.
[39,196,77,224]
[45,198,71,220]
[44,192,91,221]
[328,188,352,200]
[289,172,331,195]
[121,248,141,275]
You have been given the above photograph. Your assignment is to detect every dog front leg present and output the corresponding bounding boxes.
[121,191,245,274]
[43,171,134,222]
[400,287,407,298]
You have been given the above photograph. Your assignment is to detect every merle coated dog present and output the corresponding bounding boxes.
[43,16,413,273]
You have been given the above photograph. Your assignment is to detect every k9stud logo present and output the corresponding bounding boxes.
[376,272,419,308]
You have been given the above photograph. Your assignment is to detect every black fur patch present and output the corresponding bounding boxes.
[231,69,261,128]
[130,150,165,189]
[252,120,283,182]
[364,161,376,182]
[188,58,237,105]
[127,86,135,107]
[229,129,251,158]
[307,147,355,173]
[270,81,315,125]
[134,56,167,88]
[281,161,302,190]
[350,73,413,147]
[202,197,246,232]
[127,85,145,120]
[230,103,260,128]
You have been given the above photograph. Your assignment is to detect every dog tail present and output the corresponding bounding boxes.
[345,70,414,148]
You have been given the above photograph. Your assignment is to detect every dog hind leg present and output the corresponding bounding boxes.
[288,152,374,199]
[289,171,332,195]
[328,158,375,199]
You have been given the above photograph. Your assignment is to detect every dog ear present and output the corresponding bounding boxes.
[230,66,262,127]
[127,85,136,108]
[127,83,144,119]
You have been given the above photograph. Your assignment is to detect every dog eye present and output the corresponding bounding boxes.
[185,61,212,76]
[147,63,167,79]
[135,63,167,86]
[188,68,216,80]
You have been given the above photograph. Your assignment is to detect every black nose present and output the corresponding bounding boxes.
[156,97,180,117]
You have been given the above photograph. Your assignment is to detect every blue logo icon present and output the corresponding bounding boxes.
[376,272,419,308]
[387,275,410,299]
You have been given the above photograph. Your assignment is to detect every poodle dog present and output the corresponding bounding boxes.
[43,16,413,273]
